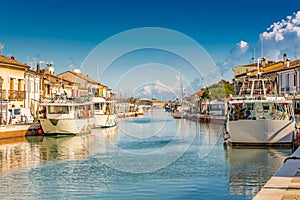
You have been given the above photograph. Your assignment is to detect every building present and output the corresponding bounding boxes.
[58,70,113,99]
[233,54,288,96]
[232,54,300,113]
[0,55,29,109]
[39,64,78,100]
[0,54,44,122]
[25,68,42,119]
[57,70,99,97]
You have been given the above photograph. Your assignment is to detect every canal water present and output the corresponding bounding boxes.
[0,109,292,199]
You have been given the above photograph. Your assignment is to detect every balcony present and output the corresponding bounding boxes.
[8,90,25,100]
[0,90,6,99]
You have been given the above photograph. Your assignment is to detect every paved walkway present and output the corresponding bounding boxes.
[254,147,300,199]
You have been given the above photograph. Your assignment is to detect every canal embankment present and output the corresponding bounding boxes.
[117,111,144,118]
[254,146,300,199]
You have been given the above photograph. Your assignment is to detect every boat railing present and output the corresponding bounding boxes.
[41,97,92,104]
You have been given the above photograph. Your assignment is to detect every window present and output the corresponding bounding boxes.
[94,103,100,110]
[48,106,69,114]
[14,108,21,115]
[262,103,269,111]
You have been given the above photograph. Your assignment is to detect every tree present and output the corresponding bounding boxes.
[202,81,234,100]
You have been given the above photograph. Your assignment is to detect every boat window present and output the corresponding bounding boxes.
[14,109,21,115]
[262,103,269,111]
[48,106,69,114]
[95,103,100,110]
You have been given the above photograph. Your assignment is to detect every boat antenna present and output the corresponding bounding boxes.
[253,48,256,64]
[294,44,299,60]
[179,62,184,103]
[261,36,264,58]
[0,43,4,55]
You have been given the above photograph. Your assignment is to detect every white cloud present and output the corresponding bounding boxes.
[257,10,300,61]
[134,80,176,100]
[239,40,248,48]
[220,9,300,80]
[153,80,171,93]
[133,77,198,100]
[261,11,300,42]
[216,40,251,80]
[143,85,151,95]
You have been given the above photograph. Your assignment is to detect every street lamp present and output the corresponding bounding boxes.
[0,76,3,125]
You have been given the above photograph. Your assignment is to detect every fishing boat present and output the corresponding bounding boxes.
[92,97,117,128]
[172,68,187,119]
[0,124,30,139]
[173,104,187,119]
[39,98,96,135]
[223,77,296,146]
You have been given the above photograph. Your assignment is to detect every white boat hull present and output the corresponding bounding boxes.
[173,111,185,119]
[39,118,96,135]
[225,119,295,145]
[94,114,117,128]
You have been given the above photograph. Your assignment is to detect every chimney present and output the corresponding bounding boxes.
[11,56,15,60]
[37,63,40,72]
[287,59,290,68]
[284,54,287,65]
[261,58,266,67]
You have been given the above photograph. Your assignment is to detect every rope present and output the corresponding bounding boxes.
[284,156,300,163]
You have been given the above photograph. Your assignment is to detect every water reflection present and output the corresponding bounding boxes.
[224,146,292,198]
[0,128,120,172]
[0,137,36,171]
[98,110,199,173]
[41,134,98,161]
[0,109,294,199]
[101,126,119,143]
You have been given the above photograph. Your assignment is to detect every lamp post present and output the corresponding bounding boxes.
[0,76,3,125]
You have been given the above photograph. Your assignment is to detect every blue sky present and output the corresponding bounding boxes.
[1,0,300,99]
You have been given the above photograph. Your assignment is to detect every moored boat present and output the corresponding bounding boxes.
[92,97,117,128]
[172,104,188,119]
[39,98,96,135]
[173,109,186,119]
[223,77,296,146]
[0,124,30,139]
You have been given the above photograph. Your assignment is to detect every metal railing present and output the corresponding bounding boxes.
[8,90,25,100]
[0,89,6,99]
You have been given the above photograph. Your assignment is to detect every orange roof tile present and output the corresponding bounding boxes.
[195,90,205,97]
[0,55,28,67]
[59,71,99,84]
[44,72,75,85]
[263,59,300,74]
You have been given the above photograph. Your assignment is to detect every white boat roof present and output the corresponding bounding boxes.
[40,99,93,106]
[92,97,106,103]
[228,99,293,104]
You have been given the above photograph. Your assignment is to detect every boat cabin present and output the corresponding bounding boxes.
[40,102,94,120]
[228,100,293,121]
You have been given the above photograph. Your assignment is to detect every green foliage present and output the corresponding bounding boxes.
[202,81,234,100]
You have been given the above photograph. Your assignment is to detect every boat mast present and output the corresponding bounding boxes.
[179,63,184,103]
